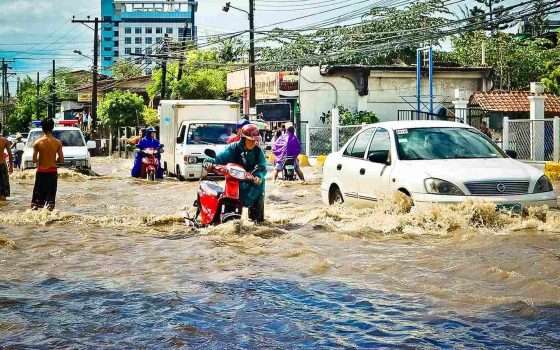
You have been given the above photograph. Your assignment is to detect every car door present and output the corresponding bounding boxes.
[358,127,394,203]
[175,123,187,170]
[335,128,375,204]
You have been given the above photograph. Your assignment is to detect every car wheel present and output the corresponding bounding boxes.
[393,190,413,213]
[176,165,185,181]
[329,185,344,205]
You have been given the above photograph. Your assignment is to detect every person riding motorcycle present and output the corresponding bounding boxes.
[131,127,164,179]
[227,119,251,144]
[204,124,267,223]
[271,124,304,181]
[11,133,25,169]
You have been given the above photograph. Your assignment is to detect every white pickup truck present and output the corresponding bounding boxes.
[159,100,241,180]
[22,127,96,170]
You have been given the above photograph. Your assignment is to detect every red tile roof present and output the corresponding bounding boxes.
[470,91,560,114]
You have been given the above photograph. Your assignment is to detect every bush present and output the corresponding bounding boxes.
[320,106,379,126]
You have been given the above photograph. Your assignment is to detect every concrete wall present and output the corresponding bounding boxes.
[299,66,487,125]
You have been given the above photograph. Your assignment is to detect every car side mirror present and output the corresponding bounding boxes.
[176,136,182,144]
[87,141,96,150]
[505,150,517,159]
[204,149,217,158]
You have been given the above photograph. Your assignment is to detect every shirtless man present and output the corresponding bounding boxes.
[31,119,64,210]
[0,122,14,201]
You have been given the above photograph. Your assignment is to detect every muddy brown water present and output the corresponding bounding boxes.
[1,158,560,348]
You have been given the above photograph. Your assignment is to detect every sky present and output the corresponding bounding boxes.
[0,0,551,95]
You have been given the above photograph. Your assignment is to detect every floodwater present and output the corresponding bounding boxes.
[1,158,560,349]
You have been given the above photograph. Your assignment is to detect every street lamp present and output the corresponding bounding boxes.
[73,49,93,61]
[223,0,256,112]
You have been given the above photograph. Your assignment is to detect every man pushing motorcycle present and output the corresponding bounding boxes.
[204,124,267,223]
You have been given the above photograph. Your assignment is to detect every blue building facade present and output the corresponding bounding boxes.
[100,0,197,76]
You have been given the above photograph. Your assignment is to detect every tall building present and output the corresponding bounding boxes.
[100,0,197,76]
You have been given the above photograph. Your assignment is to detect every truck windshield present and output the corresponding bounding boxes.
[186,123,236,145]
[27,130,85,148]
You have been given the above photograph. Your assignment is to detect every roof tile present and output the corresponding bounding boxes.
[470,91,560,114]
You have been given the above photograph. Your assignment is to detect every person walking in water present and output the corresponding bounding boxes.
[31,119,64,211]
[0,122,14,201]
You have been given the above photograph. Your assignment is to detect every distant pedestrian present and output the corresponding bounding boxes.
[480,121,492,139]
[31,119,64,211]
[0,122,14,201]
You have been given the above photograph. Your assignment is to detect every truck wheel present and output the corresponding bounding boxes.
[176,165,185,181]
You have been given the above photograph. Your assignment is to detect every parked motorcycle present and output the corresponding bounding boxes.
[282,156,297,181]
[185,149,256,227]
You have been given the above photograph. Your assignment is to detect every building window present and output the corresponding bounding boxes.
[104,26,112,31]
[125,48,131,55]
[145,59,152,65]
[166,27,173,34]
[104,47,112,51]
[114,31,119,37]
[125,27,132,34]
[104,57,112,61]
[145,27,152,34]
[114,51,119,57]
[125,37,131,44]
[145,37,152,45]
[156,27,162,34]
[103,16,111,21]
[156,37,162,44]
[146,48,152,55]
[114,40,119,47]
[135,47,141,54]
[135,27,142,34]
[104,37,112,41]
[135,37,142,44]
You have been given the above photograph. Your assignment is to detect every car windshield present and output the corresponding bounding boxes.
[26,130,85,148]
[186,123,236,145]
[395,127,505,160]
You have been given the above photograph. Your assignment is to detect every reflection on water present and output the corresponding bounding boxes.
[2,278,559,349]
[1,158,560,348]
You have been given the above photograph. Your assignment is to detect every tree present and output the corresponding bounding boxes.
[142,107,159,126]
[8,76,48,132]
[469,0,510,34]
[98,90,145,128]
[541,59,560,95]
[524,0,549,38]
[214,37,247,63]
[450,31,559,89]
[112,59,144,80]
[148,49,227,100]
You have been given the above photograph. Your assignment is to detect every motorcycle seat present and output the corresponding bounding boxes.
[200,181,224,196]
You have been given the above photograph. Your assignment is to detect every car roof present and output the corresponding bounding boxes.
[364,120,473,130]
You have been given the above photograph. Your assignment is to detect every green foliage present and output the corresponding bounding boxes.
[142,107,159,126]
[469,0,510,33]
[450,31,559,89]
[98,90,145,128]
[320,106,379,126]
[541,59,560,95]
[8,76,48,132]
[148,49,227,100]
[214,37,247,63]
[258,0,449,69]
[112,59,144,80]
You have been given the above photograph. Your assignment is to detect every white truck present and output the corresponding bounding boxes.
[159,100,241,180]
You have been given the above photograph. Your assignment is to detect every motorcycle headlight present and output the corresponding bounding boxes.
[229,168,246,180]
[534,175,554,193]
[424,178,465,195]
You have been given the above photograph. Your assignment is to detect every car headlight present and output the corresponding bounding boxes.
[424,178,465,195]
[534,175,554,193]
[184,155,198,164]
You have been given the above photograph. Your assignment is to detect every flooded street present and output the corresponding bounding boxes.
[1,158,560,349]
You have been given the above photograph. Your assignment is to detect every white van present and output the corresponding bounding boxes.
[22,127,96,170]
[159,100,240,180]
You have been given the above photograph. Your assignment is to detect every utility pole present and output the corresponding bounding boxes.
[1,58,5,126]
[51,60,56,119]
[161,34,168,100]
[36,72,40,119]
[176,22,190,82]
[72,16,115,132]
[248,0,256,110]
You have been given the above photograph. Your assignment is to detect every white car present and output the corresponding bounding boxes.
[22,127,96,170]
[321,120,557,210]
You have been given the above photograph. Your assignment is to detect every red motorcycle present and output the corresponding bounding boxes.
[141,148,159,181]
[185,150,256,227]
